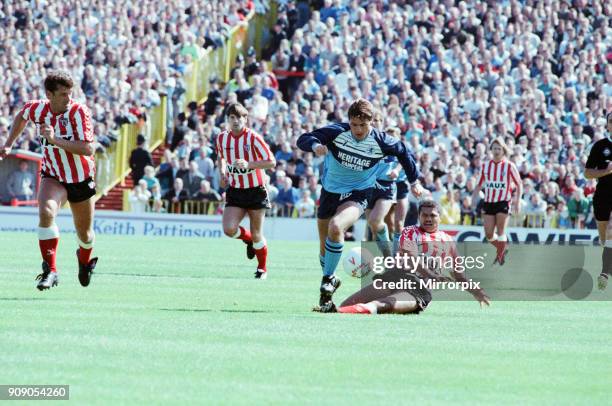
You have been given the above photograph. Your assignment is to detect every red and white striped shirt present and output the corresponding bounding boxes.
[215,128,273,189]
[19,99,95,184]
[399,225,457,259]
[477,159,520,203]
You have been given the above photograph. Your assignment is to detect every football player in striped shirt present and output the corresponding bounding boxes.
[297,99,424,312]
[0,70,98,290]
[216,103,275,279]
[471,137,523,266]
[338,199,490,314]
[585,112,612,290]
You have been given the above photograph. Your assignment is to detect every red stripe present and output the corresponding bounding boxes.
[77,106,93,141]
[81,155,94,179]
[233,133,243,188]
[251,133,263,186]
[65,152,79,183]
[224,132,233,187]
[52,148,67,182]
[43,147,56,177]
[486,161,493,202]
[245,132,255,188]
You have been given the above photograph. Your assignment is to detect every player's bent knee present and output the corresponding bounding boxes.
[39,204,58,223]
[223,226,238,238]
[327,221,343,239]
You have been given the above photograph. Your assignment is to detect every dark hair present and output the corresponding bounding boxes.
[44,70,74,92]
[418,199,440,215]
[136,134,146,145]
[347,98,373,121]
[226,102,249,118]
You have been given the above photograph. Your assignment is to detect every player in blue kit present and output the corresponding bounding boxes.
[297,99,424,312]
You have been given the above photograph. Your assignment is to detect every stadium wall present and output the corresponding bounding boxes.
[0,207,599,244]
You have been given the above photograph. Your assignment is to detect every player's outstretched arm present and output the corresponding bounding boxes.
[0,114,27,160]
[297,123,349,153]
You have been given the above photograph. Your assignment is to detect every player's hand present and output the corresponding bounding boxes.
[235,159,249,170]
[411,182,425,198]
[40,124,55,145]
[313,144,328,157]
[474,290,491,308]
[220,173,228,189]
[0,145,10,161]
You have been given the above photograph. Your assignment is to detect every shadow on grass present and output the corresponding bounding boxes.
[159,308,272,314]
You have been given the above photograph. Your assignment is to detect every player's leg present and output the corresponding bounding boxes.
[247,208,268,278]
[393,198,408,254]
[339,291,420,315]
[36,177,67,290]
[367,198,394,257]
[596,209,612,290]
[70,195,98,286]
[363,209,373,241]
[317,218,329,271]
[483,213,499,263]
[223,206,252,257]
[494,211,510,264]
[323,201,362,277]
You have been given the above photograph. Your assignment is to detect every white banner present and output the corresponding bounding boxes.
[0,207,599,243]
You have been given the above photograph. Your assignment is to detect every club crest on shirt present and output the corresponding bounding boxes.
[59,117,69,127]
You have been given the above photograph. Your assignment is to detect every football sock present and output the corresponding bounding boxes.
[319,254,325,271]
[38,225,59,273]
[375,224,392,257]
[232,226,252,244]
[323,238,343,277]
[253,239,267,272]
[393,232,402,254]
[77,236,94,265]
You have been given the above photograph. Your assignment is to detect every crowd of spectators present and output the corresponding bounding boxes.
[0,0,257,155]
[154,0,609,228]
[2,0,609,229]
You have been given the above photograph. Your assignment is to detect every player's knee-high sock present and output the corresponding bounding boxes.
[487,234,499,252]
[603,241,612,275]
[393,232,402,254]
[232,226,252,244]
[323,238,343,277]
[375,224,392,257]
[497,234,508,256]
[319,254,325,271]
[38,224,59,272]
[77,235,94,265]
[253,239,268,272]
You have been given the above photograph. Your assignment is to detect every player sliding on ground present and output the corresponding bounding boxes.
[216,102,275,279]
[471,137,523,266]
[0,70,98,290]
[585,112,612,290]
[338,199,491,315]
[297,99,424,313]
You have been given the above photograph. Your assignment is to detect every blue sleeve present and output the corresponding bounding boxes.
[375,131,421,183]
[297,123,350,152]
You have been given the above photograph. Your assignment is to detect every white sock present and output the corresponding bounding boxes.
[38,224,59,240]
[253,239,266,250]
[362,302,378,314]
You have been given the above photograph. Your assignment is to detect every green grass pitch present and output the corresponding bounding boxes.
[1,231,610,404]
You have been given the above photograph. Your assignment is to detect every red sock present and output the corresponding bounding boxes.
[254,243,267,271]
[78,246,93,265]
[338,304,372,314]
[39,238,59,272]
[237,226,252,244]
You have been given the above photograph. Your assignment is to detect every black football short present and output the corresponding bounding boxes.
[41,173,96,203]
[593,192,612,222]
[225,186,271,210]
[374,270,432,314]
[367,180,397,210]
[483,201,510,215]
[317,187,373,219]
[396,181,409,200]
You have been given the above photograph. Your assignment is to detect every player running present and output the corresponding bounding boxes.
[338,199,490,314]
[0,70,98,290]
[585,112,612,290]
[297,98,424,312]
[471,137,523,265]
[216,102,275,279]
